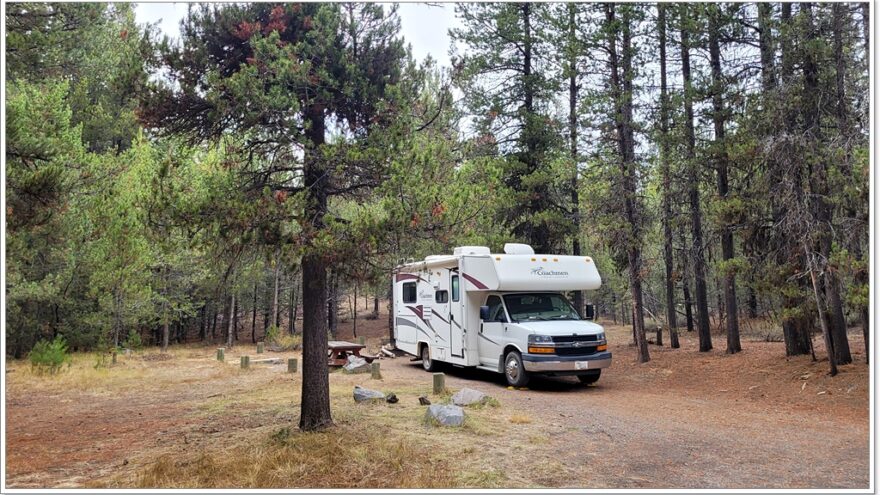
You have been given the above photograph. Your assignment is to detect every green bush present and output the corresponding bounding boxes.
[123,329,143,351]
[29,335,70,374]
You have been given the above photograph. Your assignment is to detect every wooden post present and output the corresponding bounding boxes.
[112,351,117,365]
[656,327,663,346]
[370,361,381,379]
[288,358,298,373]
[432,372,445,395]
[240,355,250,369]
[257,342,264,354]
[358,336,366,346]
[217,348,225,361]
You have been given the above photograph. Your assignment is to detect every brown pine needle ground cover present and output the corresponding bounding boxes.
[4,312,869,489]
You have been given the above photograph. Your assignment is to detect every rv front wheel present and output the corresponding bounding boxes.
[504,351,530,387]
[421,345,439,372]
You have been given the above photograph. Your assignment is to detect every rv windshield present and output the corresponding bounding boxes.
[502,293,580,322]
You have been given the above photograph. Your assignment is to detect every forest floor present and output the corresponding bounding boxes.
[4,307,870,489]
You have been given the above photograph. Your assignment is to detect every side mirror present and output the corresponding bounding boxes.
[584,304,596,321]
[479,305,490,320]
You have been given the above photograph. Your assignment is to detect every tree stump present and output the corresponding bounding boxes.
[288,358,298,373]
[433,372,445,395]
[656,327,663,346]
[370,362,382,380]
[217,348,225,361]
[240,355,250,369]
[257,342,264,354]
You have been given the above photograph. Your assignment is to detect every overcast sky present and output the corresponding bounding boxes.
[134,2,460,67]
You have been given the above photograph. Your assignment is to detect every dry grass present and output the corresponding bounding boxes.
[508,413,532,424]
[131,425,455,489]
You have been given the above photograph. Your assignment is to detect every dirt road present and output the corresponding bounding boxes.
[4,319,870,489]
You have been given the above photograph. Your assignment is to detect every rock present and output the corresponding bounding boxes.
[353,385,385,403]
[424,404,465,427]
[451,387,490,406]
[418,395,431,406]
[385,393,399,404]
[343,355,371,374]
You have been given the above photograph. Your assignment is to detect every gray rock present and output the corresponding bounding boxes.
[353,385,385,403]
[451,387,490,406]
[424,404,465,427]
[343,355,370,374]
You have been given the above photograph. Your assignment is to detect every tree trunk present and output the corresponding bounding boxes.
[567,3,584,317]
[352,283,358,339]
[299,104,333,431]
[199,304,207,341]
[658,4,679,349]
[161,303,169,353]
[287,274,296,335]
[372,295,379,320]
[251,280,258,343]
[607,4,649,363]
[327,271,339,339]
[680,3,712,352]
[226,293,235,349]
[773,3,812,356]
[211,302,218,340]
[801,2,851,365]
[387,274,395,345]
[272,248,281,329]
[708,6,741,354]
[805,242,838,376]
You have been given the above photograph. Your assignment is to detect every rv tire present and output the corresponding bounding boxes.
[577,370,601,385]
[504,351,530,387]
[421,344,440,372]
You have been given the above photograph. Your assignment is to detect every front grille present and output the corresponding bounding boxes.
[552,334,599,343]
[555,346,599,356]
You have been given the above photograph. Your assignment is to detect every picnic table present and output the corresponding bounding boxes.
[327,340,375,367]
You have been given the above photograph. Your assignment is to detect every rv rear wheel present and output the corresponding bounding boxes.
[504,351,530,387]
[421,345,439,372]
[577,370,601,385]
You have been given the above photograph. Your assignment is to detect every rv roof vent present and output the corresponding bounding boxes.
[453,246,491,256]
[503,243,535,255]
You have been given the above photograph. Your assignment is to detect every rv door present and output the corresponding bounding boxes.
[450,273,464,357]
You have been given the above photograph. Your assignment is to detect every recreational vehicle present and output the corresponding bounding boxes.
[392,243,611,386]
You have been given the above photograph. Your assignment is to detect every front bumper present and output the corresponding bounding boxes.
[521,351,612,373]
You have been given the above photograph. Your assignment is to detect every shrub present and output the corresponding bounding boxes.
[123,329,143,351]
[29,335,70,374]
[265,325,301,350]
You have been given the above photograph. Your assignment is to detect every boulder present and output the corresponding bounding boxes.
[451,387,490,407]
[343,355,371,374]
[353,385,385,403]
[424,404,465,427]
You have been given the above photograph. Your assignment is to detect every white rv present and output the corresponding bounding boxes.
[392,243,611,386]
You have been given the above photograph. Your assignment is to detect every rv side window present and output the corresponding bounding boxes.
[402,282,417,303]
[435,290,448,304]
[451,276,460,302]
[486,295,507,322]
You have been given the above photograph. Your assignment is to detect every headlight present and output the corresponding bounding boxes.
[528,334,553,343]
[596,332,605,342]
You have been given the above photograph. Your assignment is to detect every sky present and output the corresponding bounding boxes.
[133,2,460,68]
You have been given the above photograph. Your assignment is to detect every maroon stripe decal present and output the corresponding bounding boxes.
[406,305,423,319]
[461,272,488,290]
[431,309,449,324]
[395,273,421,282]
